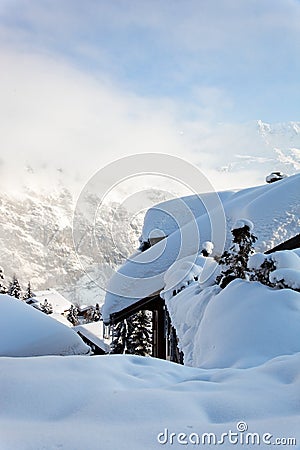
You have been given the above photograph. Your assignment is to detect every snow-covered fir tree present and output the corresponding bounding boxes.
[111,312,152,356]
[127,311,152,356]
[110,320,128,354]
[0,266,7,294]
[8,275,22,299]
[217,219,257,288]
[40,299,53,315]
[67,305,79,325]
[23,281,34,300]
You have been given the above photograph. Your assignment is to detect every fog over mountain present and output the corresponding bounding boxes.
[1,120,299,305]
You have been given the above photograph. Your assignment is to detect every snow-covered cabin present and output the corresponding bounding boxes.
[102,174,300,362]
[0,294,90,357]
[27,288,73,315]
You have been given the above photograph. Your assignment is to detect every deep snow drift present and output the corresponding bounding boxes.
[0,294,90,356]
[0,354,299,449]
[165,279,300,368]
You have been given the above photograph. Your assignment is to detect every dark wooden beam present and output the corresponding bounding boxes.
[152,300,166,360]
[265,233,300,254]
[110,292,161,325]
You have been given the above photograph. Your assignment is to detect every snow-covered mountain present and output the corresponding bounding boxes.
[0,188,143,305]
[211,120,300,184]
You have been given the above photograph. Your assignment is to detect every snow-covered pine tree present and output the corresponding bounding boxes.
[127,310,152,356]
[217,219,257,288]
[0,266,7,294]
[8,274,22,299]
[110,320,127,354]
[67,305,79,325]
[40,299,53,315]
[92,303,101,322]
[23,281,34,300]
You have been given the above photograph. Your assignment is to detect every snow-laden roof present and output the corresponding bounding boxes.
[30,289,73,314]
[140,190,234,243]
[73,322,110,353]
[103,173,300,322]
[0,294,90,356]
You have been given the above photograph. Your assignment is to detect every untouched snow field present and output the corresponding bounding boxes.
[2,275,300,449]
[0,354,299,449]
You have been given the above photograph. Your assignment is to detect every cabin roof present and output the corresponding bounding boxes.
[73,322,110,353]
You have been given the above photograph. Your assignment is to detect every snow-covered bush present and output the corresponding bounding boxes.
[217,219,257,288]
[200,241,214,257]
[161,260,202,301]
[269,269,300,291]
[249,249,300,291]
[248,252,276,286]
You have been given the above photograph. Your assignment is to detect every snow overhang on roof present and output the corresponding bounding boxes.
[102,173,300,323]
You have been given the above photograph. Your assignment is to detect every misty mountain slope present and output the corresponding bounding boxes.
[216,120,300,178]
[0,188,142,304]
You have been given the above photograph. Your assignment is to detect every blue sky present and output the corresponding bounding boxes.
[2,0,300,122]
[1,0,300,191]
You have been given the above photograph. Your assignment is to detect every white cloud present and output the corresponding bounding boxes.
[1,1,300,196]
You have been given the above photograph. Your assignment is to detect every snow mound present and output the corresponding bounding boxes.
[1,353,300,449]
[0,294,90,356]
[269,269,300,290]
[161,260,202,301]
[270,250,300,270]
[201,240,214,254]
[248,252,268,270]
[167,279,300,369]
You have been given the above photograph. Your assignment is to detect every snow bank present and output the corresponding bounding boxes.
[0,354,300,449]
[167,279,300,369]
[0,294,90,356]
[160,260,202,301]
[269,249,300,270]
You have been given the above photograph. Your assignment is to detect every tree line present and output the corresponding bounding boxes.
[0,267,33,300]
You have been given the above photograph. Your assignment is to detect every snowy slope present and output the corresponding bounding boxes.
[0,294,90,356]
[103,173,300,321]
[0,354,299,449]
